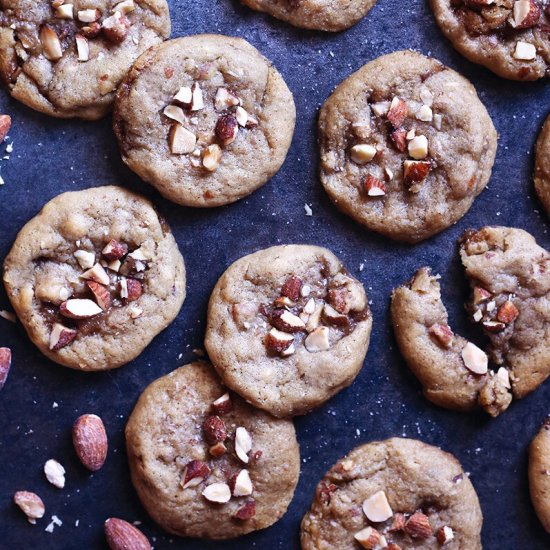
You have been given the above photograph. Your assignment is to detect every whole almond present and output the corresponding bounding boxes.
[72,414,108,471]
[0,347,12,390]
[104,518,151,550]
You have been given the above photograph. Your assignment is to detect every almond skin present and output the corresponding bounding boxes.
[0,347,11,390]
[72,414,108,471]
[104,518,151,550]
[0,114,12,142]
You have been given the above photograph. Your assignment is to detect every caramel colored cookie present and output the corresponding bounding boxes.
[301,438,483,549]
[534,113,550,216]
[319,50,497,243]
[430,0,550,81]
[0,0,170,119]
[114,34,295,207]
[125,361,300,539]
[204,245,372,417]
[240,0,377,32]
[3,185,185,371]
[529,418,550,534]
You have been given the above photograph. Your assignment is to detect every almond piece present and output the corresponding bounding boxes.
[354,526,381,549]
[364,174,386,197]
[404,160,431,185]
[190,82,204,111]
[169,123,196,155]
[209,442,227,458]
[81,263,110,285]
[203,415,227,445]
[322,304,349,327]
[163,105,186,125]
[306,303,323,332]
[362,490,393,522]
[202,144,222,171]
[78,8,101,22]
[461,342,488,375]
[232,469,253,496]
[496,300,519,324]
[215,114,239,146]
[81,21,101,38]
[173,86,193,106]
[482,320,506,333]
[87,281,112,310]
[235,426,252,463]
[351,144,377,164]
[390,512,407,531]
[473,286,492,304]
[49,323,77,350]
[102,240,128,261]
[408,135,429,160]
[304,326,330,352]
[202,482,231,503]
[56,4,74,19]
[0,114,11,142]
[104,518,151,550]
[75,34,89,62]
[436,525,455,545]
[513,0,540,29]
[496,367,511,389]
[404,511,432,539]
[271,309,306,333]
[181,460,210,488]
[72,414,108,471]
[40,25,63,61]
[212,392,233,415]
[125,278,142,302]
[44,459,65,489]
[234,499,256,520]
[0,347,11,390]
[60,299,102,319]
[114,0,135,14]
[102,12,130,44]
[74,249,95,269]
[265,328,294,353]
[390,128,407,152]
[215,87,240,111]
[281,276,302,300]
[428,323,454,349]
[514,41,536,60]
[417,105,433,122]
[235,106,249,127]
[13,491,45,524]
[387,97,408,127]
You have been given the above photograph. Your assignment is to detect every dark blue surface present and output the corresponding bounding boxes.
[1,0,549,548]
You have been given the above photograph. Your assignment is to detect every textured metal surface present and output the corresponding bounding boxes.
[1,0,550,548]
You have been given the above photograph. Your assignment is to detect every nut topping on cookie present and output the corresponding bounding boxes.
[436,525,455,544]
[362,490,393,522]
[408,135,429,160]
[13,491,45,524]
[387,97,408,128]
[212,392,233,415]
[202,144,222,171]
[428,323,454,349]
[496,300,519,323]
[203,415,227,445]
[354,526,382,549]
[190,82,204,111]
[234,499,256,520]
[114,0,135,15]
[461,342,488,374]
[364,174,386,197]
[169,124,197,155]
[49,323,77,350]
[304,326,330,352]
[350,144,377,164]
[270,309,306,333]
[0,347,11,390]
[403,160,431,187]
[202,482,231,503]
[235,426,252,463]
[215,114,239,146]
[101,12,130,44]
[265,328,294,353]
[281,276,303,301]
[231,469,253,496]
[40,25,63,61]
[514,41,537,60]
[78,8,101,23]
[512,0,541,29]
[102,240,128,261]
[404,511,432,539]
[55,4,74,19]
[215,88,240,111]
[209,442,227,458]
[181,460,211,488]
[473,286,492,304]
[87,281,112,310]
[75,35,89,62]
[81,263,110,285]
[60,298,103,319]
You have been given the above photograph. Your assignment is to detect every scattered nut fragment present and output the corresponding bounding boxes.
[404,511,432,539]
[513,40,537,61]
[404,160,431,189]
[354,526,381,550]
[169,124,196,155]
[81,21,102,38]
[513,0,540,29]
[163,105,186,125]
[364,174,386,197]
[215,114,239,146]
[202,144,222,171]
[75,34,89,62]
[234,499,256,520]
[190,82,204,111]
[461,342,488,375]
[281,276,302,301]
[428,323,454,349]
[44,459,66,489]
[104,517,151,550]
[496,300,519,324]
[173,85,192,106]
[265,328,294,353]
[49,323,77,350]
[114,0,135,14]
[473,286,492,304]
[482,320,505,333]
[202,482,231,503]
[87,281,112,310]
[0,347,11,390]
[40,25,63,61]
[74,249,95,269]
[13,491,45,524]
[390,512,406,531]
[362,490,393,522]
[271,309,306,333]
[212,392,233,415]
[408,135,429,160]
[0,114,11,142]
[81,263,110,285]
[214,87,239,111]
[181,460,210,488]
[102,12,130,44]
[72,414,108,471]
[235,426,252,463]
[387,97,408,127]
[417,105,433,122]
[55,3,74,19]
[304,326,330,352]
[78,8,101,22]
[350,144,376,164]
[437,525,455,545]
[496,367,511,389]
[322,304,349,326]
[102,240,128,261]
[203,415,227,445]
[391,127,407,152]
[235,106,249,127]
[60,299,103,319]
[209,442,227,458]
[232,469,253,496]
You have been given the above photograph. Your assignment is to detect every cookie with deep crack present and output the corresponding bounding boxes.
[3,185,185,371]
[391,267,512,417]
[529,417,550,534]
[430,0,550,81]
[0,0,170,119]
[240,0,378,32]
[113,34,295,207]
[319,50,497,243]
[534,113,550,216]
[301,438,483,549]
[204,244,372,417]
[125,361,300,539]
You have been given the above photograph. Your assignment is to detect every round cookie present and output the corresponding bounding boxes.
[301,438,483,549]
[534,114,550,216]
[113,34,295,207]
[240,0,378,32]
[529,417,550,534]
[319,50,497,243]
[0,0,171,119]
[204,244,372,417]
[430,0,550,81]
[3,185,185,371]
[125,361,300,539]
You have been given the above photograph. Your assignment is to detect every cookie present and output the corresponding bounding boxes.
[0,0,170,119]
[391,267,512,417]
[113,34,295,207]
[301,438,483,549]
[319,50,497,243]
[430,0,550,81]
[125,361,300,539]
[3,185,185,371]
[240,0,377,32]
[460,226,550,400]
[204,244,372,417]
[529,417,550,534]
[534,113,550,216]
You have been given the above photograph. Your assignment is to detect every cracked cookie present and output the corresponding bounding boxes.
[113,34,295,207]
[125,361,300,539]
[240,0,378,32]
[529,417,550,534]
[301,438,483,549]
[0,0,170,119]
[204,245,372,417]
[3,185,185,371]
[431,0,550,80]
[319,50,497,243]
[534,113,550,216]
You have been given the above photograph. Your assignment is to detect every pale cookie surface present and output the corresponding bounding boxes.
[0,0,170,119]
[391,267,512,417]
[319,50,497,243]
[3,185,185,371]
[430,0,550,81]
[114,34,295,207]
[534,113,550,216]
[301,438,483,549]
[529,418,550,534]
[204,244,372,417]
[125,361,300,539]
[240,0,378,32]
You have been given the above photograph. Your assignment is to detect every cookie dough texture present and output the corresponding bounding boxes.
[114,34,295,207]
[240,0,378,32]
[460,226,550,399]
[125,361,300,539]
[3,186,185,371]
[430,0,550,81]
[529,418,550,534]
[0,0,170,119]
[301,438,483,549]
[319,50,497,243]
[535,114,550,216]
[205,245,372,417]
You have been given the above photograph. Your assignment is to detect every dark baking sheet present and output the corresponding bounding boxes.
[1,0,550,548]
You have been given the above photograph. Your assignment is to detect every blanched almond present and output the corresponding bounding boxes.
[304,326,330,352]
[362,490,393,522]
[169,124,196,155]
[232,469,253,496]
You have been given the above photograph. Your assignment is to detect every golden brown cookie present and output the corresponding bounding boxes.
[529,417,550,534]
[534,113,550,216]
